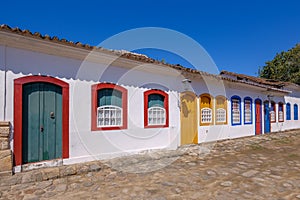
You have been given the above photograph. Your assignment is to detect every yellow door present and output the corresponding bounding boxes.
[180,91,198,145]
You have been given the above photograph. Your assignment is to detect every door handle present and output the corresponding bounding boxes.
[50,112,55,119]
[40,125,44,132]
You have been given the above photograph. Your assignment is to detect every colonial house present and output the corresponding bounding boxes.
[0,25,299,174]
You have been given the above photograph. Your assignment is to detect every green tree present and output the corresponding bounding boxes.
[259,44,300,85]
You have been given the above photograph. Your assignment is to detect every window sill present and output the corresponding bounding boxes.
[91,125,127,131]
[144,125,168,129]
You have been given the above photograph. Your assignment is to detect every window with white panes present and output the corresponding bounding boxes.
[231,97,241,125]
[270,101,276,123]
[278,102,284,122]
[201,108,212,123]
[216,108,226,123]
[97,89,123,127]
[200,94,213,126]
[144,90,169,128]
[244,98,252,124]
[215,96,227,124]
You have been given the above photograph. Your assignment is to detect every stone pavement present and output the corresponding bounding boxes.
[1,130,300,200]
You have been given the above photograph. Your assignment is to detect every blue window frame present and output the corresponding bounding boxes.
[294,104,298,120]
[231,95,241,126]
[286,103,291,120]
[244,97,252,124]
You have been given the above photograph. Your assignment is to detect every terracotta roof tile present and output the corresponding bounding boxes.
[220,70,287,88]
[0,24,294,94]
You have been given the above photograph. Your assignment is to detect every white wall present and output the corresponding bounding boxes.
[0,45,5,121]
[1,43,300,166]
[1,45,182,165]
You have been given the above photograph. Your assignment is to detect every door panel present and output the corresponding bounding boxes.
[180,92,198,145]
[264,101,270,133]
[22,82,62,164]
[255,99,262,135]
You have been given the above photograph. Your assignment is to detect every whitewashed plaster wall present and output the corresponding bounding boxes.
[1,45,182,164]
[0,45,5,121]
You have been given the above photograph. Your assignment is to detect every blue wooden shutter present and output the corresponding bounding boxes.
[286,103,291,120]
[294,104,298,120]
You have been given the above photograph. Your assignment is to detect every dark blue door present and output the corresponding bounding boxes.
[264,101,270,133]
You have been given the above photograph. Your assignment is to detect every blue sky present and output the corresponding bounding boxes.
[1,0,300,76]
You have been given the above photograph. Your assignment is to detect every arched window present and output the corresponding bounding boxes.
[270,101,276,123]
[286,103,291,120]
[231,95,241,126]
[244,97,252,124]
[91,83,128,131]
[215,95,227,125]
[200,94,213,126]
[294,104,298,120]
[278,102,284,122]
[144,90,169,128]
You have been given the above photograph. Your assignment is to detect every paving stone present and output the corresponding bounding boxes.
[206,170,216,176]
[36,180,53,189]
[34,189,45,196]
[60,165,76,177]
[83,182,94,187]
[242,170,259,178]
[41,168,59,180]
[220,181,232,187]
[1,129,300,199]
[22,195,39,200]
[89,163,101,172]
[283,182,293,188]
[55,184,67,192]
[171,187,182,194]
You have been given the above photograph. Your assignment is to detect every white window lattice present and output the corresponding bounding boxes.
[244,100,252,123]
[279,111,284,122]
[216,108,226,123]
[270,111,275,122]
[201,108,212,123]
[232,99,240,124]
[97,106,122,127]
[148,107,166,125]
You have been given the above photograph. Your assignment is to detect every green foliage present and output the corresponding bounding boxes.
[259,44,300,85]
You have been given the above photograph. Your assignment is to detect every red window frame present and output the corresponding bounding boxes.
[91,83,128,131]
[144,89,169,128]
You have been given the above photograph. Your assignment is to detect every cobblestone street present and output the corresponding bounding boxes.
[1,129,300,200]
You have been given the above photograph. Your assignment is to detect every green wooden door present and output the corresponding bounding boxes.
[22,82,62,164]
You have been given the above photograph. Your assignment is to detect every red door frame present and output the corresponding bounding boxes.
[255,98,262,135]
[14,75,69,166]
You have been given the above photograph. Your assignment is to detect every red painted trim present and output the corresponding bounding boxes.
[278,102,284,122]
[255,99,262,135]
[144,89,169,128]
[14,75,69,165]
[91,83,128,131]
